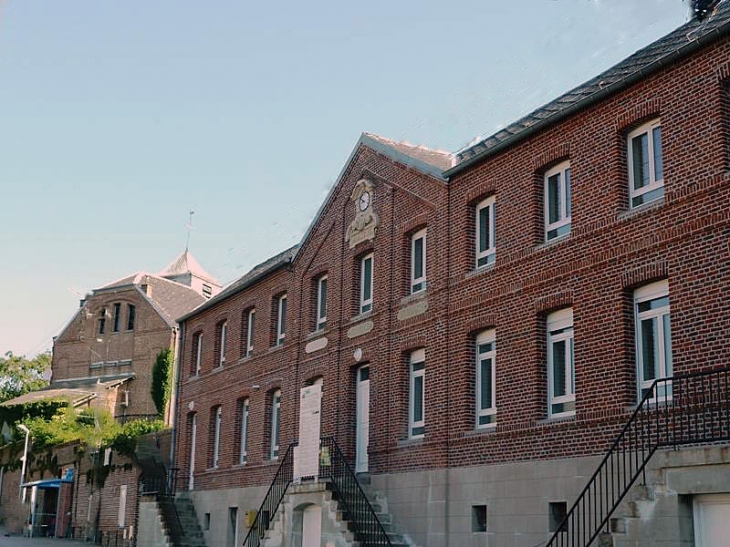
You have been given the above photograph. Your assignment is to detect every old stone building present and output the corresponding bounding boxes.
[171,7,730,547]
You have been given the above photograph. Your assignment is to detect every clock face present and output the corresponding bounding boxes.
[358,191,371,211]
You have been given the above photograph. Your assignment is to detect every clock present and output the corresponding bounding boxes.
[358,191,371,211]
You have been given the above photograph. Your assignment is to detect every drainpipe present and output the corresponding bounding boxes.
[169,325,184,483]
[17,424,30,503]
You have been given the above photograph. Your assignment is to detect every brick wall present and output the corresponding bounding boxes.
[53,286,175,419]
[175,35,730,492]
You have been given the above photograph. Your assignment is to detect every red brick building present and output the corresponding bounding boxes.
[173,7,730,547]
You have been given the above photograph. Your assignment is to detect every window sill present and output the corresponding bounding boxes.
[537,414,576,426]
[464,425,497,438]
[397,437,424,448]
[268,344,285,353]
[212,365,225,374]
[618,196,665,221]
[350,310,373,324]
[538,233,570,250]
[466,263,495,280]
[264,458,280,466]
[306,329,328,341]
[400,290,428,307]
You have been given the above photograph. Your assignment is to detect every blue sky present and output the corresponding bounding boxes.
[0,0,688,357]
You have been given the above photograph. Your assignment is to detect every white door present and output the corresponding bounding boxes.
[188,414,197,491]
[356,366,370,473]
[694,494,730,546]
[301,505,322,547]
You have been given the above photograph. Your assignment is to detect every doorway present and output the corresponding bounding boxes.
[227,507,238,547]
[694,494,730,546]
[301,504,322,547]
[188,414,197,491]
[355,365,370,473]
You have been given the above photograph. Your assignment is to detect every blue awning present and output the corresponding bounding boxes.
[21,478,72,490]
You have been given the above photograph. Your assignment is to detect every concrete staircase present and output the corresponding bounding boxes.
[171,492,208,547]
[259,476,410,547]
[135,436,206,547]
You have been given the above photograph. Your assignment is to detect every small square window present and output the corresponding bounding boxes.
[472,505,487,533]
[549,501,568,533]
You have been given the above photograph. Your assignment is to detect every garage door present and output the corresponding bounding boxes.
[694,494,730,546]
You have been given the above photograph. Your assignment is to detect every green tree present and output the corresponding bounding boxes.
[0,351,51,402]
[150,349,173,418]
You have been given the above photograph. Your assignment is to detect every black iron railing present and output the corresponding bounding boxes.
[242,443,296,547]
[319,436,393,547]
[138,456,184,546]
[546,367,730,547]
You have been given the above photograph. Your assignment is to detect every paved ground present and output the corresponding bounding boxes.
[0,527,89,547]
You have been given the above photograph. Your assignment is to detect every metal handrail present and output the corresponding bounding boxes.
[137,455,184,545]
[546,367,730,547]
[242,442,297,547]
[319,436,393,547]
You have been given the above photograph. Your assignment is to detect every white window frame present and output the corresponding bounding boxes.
[276,294,287,345]
[218,321,227,367]
[410,229,427,294]
[476,330,497,428]
[212,406,222,468]
[544,161,571,241]
[547,308,575,418]
[194,333,203,376]
[239,398,249,465]
[635,280,672,402]
[628,119,664,208]
[316,275,328,331]
[270,390,281,459]
[475,197,496,268]
[245,309,255,357]
[409,349,425,439]
[360,253,374,314]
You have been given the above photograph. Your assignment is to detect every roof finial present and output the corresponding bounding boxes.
[185,209,195,252]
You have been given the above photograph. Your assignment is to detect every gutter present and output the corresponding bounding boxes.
[445,18,730,177]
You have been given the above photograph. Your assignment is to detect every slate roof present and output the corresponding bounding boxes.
[178,246,298,322]
[96,272,206,328]
[139,275,207,327]
[159,250,220,285]
[448,0,730,175]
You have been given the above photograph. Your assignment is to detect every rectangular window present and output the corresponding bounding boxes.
[239,399,249,465]
[218,321,227,367]
[411,229,427,294]
[360,253,374,314]
[193,333,203,376]
[112,303,122,332]
[316,275,328,331]
[245,309,255,357]
[475,197,496,268]
[635,280,672,402]
[98,308,106,335]
[409,349,425,438]
[544,161,571,241]
[270,390,281,459]
[476,330,496,428]
[628,119,664,208]
[212,406,222,468]
[276,295,287,345]
[126,304,136,331]
[547,308,575,418]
